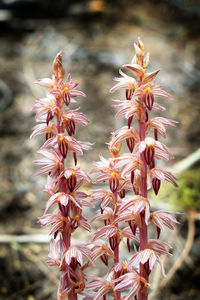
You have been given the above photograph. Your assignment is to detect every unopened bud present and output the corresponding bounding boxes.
[128,220,137,235]
[119,189,125,199]
[46,110,54,125]
[127,238,131,252]
[144,145,154,165]
[63,92,71,106]
[128,116,133,128]
[144,260,151,276]
[100,254,108,266]
[66,171,76,192]
[73,152,77,166]
[109,236,117,251]
[66,119,75,136]
[131,170,135,184]
[126,89,134,100]
[156,226,161,239]
[126,137,135,153]
[143,52,150,69]
[108,141,121,158]
[152,177,161,195]
[145,93,154,111]
[53,52,65,80]
[109,172,119,193]
[58,135,68,158]
[154,129,158,141]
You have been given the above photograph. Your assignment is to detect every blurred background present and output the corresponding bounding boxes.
[0,0,199,299]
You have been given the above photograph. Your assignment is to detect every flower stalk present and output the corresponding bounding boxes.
[88,38,178,300]
[32,53,92,300]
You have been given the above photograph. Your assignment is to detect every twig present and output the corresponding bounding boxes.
[0,233,78,244]
[149,211,196,299]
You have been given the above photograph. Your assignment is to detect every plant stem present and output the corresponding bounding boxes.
[138,118,148,300]
[113,191,121,300]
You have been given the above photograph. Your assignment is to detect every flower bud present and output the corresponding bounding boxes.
[152,177,161,195]
[145,93,154,111]
[128,220,137,235]
[126,89,134,100]
[126,137,135,153]
[62,90,71,106]
[144,145,154,165]
[66,170,77,192]
[119,189,125,199]
[127,238,131,252]
[100,254,108,266]
[66,119,75,136]
[131,170,135,184]
[73,152,77,166]
[109,172,119,193]
[128,116,133,129]
[156,226,161,239]
[71,215,80,230]
[46,110,54,125]
[109,236,117,251]
[108,141,121,158]
[58,135,68,158]
[53,52,65,80]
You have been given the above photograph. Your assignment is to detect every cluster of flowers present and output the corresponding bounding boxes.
[31,53,93,299]
[87,38,179,300]
[32,38,179,300]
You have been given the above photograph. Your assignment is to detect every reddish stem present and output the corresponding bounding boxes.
[113,191,120,300]
[138,119,148,300]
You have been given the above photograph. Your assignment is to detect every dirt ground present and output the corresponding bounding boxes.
[0,0,200,299]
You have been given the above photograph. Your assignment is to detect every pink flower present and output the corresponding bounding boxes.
[91,207,114,224]
[44,192,69,213]
[151,210,179,238]
[47,238,65,267]
[44,175,59,196]
[91,155,125,193]
[30,122,58,139]
[112,153,144,177]
[131,239,171,276]
[65,245,93,267]
[123,63,160,84]
[138,137,173,164]
[86,277,113,300]
[51,73,85,106]
[91,190,115,209]
[113,100,144,124]
[63,108,90,135]
[149,167,178,195]
[34,149,63,177]
[91,242,114,265]
[110,126,140,152]
[41,134,92,157]
[39,212,69,236]
[113,271,148,300]
[32,93,58,122]
[119,196,150,225]
[146,117,178,139]
[110,69,137,100]
[134,81,171,110]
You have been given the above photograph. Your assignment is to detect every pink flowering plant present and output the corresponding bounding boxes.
[31,53,93,299]
[32,38,179,300]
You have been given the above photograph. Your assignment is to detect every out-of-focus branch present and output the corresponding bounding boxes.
[149,211,196,299]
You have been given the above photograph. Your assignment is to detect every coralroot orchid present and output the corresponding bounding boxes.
[32,53,92,299]
[31,39,179,300]
[86,38,178,300]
